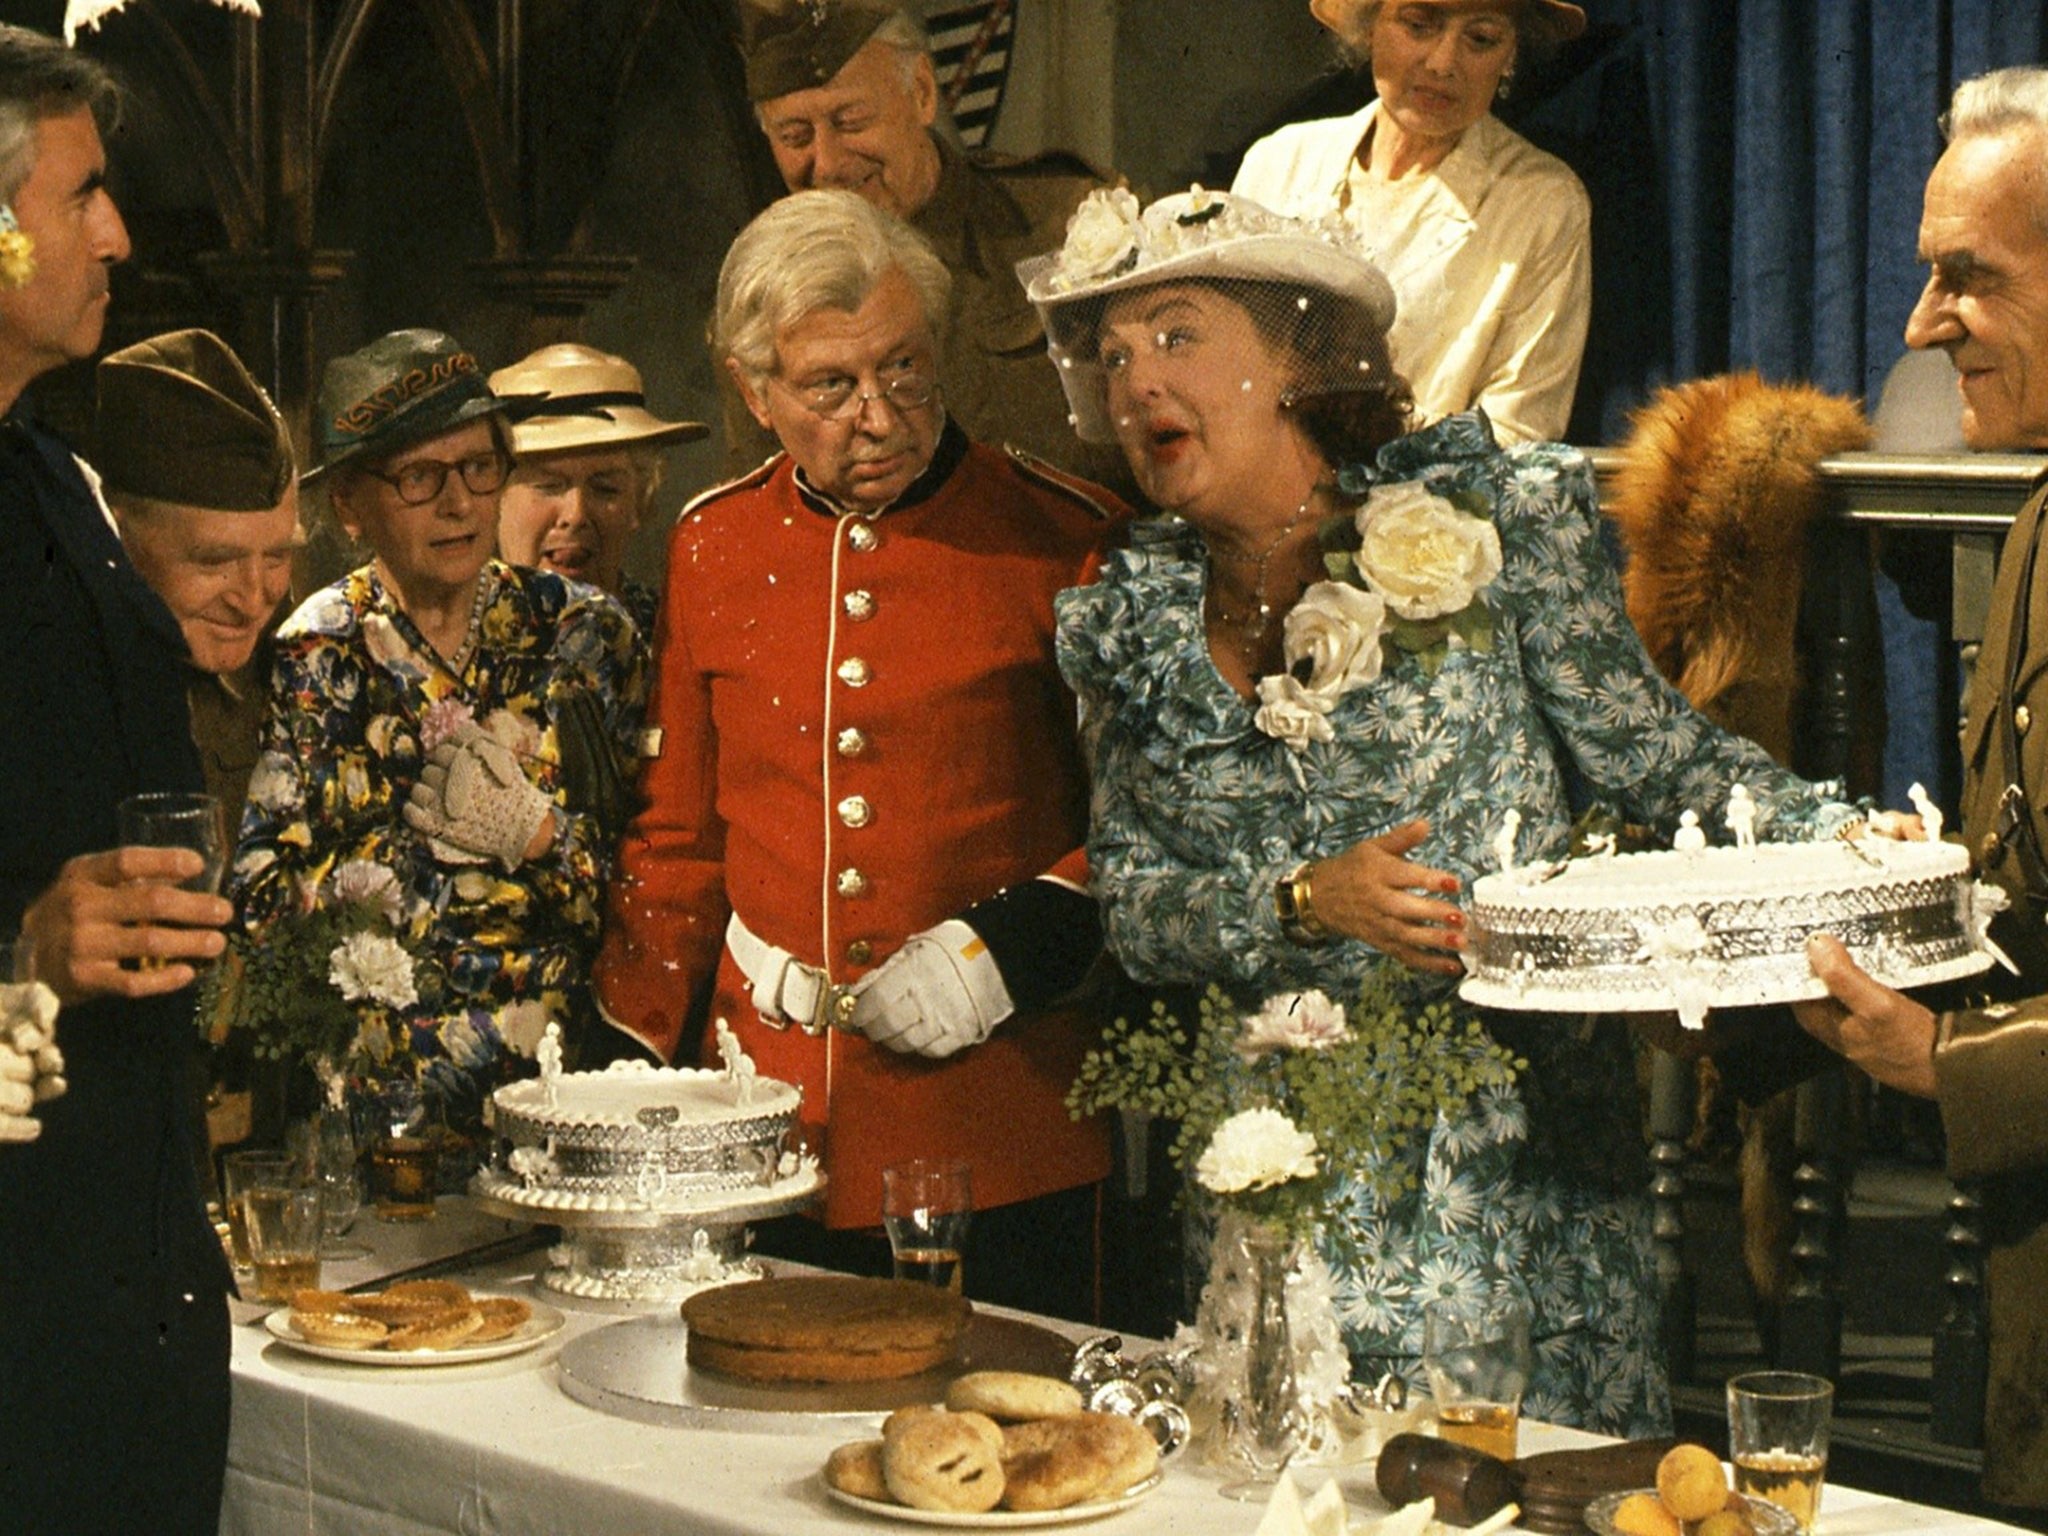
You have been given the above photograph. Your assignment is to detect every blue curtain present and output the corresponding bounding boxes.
[1541,1,2048,438]
[1514,4,2048,808]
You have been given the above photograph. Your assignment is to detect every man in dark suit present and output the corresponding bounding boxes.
[0,28,238,1536]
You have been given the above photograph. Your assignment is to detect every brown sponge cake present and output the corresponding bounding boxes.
[682,1275,971,1383]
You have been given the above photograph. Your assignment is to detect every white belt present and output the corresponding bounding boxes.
[725,911,855,1035]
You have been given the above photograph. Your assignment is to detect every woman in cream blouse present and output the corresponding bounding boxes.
[1233,0,1590,445]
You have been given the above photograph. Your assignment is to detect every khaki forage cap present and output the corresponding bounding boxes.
[95,328,295,510]
[739,0,899,101]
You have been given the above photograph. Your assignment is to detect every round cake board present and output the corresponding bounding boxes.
[1459,946,1993,1015]
[557,1311,1078,1431]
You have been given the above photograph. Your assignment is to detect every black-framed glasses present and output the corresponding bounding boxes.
[776,370,939,422]
[368,449,511,506]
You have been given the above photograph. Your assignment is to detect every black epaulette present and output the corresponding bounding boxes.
[677,454,784,525]
[1003,444,1125,522]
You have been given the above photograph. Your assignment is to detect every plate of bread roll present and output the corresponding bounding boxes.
[822,1370,1163,1526]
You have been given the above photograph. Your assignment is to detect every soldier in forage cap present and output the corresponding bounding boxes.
[725,0,1138,501]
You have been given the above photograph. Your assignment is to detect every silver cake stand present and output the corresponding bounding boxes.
[470,1166,825,1308]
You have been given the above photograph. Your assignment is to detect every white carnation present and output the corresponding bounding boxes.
[1058,187,1141,283]
[329,932,418,1010]
[1239,989,1352,1059]
[1354,482,1503,620]
[1196,1107,1322,1195]
[1253,672,1336,751]
[329,860,403,924]
[1281,581,1388,703]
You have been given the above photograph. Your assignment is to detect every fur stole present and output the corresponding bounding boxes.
[1606,372,1871,763]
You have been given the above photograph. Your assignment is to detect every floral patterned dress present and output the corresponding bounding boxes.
[232,560,645,1131]
[1055,413,1854,1437]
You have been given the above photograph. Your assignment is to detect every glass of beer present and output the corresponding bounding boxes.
[117,791,227,894]
[221,1149,295,1273]
[1728,1370,1833,1532]
[242,1182,325,1303]
[881,1159,971,1293]
[368,1078,437,1222]
[1423,1296,1531,1460]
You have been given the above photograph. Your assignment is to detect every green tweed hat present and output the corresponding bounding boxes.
[309,328,507,483]
[740,0,897,101]
[95,328,295,510]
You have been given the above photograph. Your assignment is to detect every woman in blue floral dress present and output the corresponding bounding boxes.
[232,331,645,1139]
[1020,191,1858,1436]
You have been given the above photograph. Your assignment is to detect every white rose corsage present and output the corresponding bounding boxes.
[1252,481,1500,750]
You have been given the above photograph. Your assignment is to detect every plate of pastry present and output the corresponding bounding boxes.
[821,1387,1164,1527]
[264,1279,564,1366]
[822,1472,1162,1528]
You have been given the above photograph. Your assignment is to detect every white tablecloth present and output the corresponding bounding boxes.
[220,1219,2035,1536]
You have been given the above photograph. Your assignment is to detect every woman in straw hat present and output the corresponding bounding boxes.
[491,342,706,639]
[1022,188,1858,1433]
[1233,0,1591,445]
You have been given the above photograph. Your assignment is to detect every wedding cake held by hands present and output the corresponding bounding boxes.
[1460,832,2001,1025]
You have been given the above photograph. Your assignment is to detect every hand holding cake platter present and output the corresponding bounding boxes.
[1460,796,2006,1029]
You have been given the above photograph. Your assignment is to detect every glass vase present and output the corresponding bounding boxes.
[1229,1221,1308,1493]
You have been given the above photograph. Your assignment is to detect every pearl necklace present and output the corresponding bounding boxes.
[443,569,492,677]
[1206,491,1318,666]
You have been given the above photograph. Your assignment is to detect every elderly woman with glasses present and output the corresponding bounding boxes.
[231,329,645,1142]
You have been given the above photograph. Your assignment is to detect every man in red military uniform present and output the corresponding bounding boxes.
[594,188,1123,1319]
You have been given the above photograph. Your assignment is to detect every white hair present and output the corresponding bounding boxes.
[714,189,951,389]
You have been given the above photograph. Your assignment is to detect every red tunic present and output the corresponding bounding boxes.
[595,440,1123,1227]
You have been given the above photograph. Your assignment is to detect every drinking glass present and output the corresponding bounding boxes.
[289,1108,369,1259]
[1422,1296,1531,1461]
[117,791,227,893]
[220,1149,295,1273]
[1728,1370,1833,1532]
[881,1159,971,1293]
[242,1183,325,1303]
[368,1079,437,1222]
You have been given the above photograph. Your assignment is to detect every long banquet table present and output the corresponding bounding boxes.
[221,1202,2035,1536]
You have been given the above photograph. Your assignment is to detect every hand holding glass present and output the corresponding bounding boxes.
[1423,1297,1531,1460]
[117,792,227,893]
[1728,1371,1832,1532]
[881,1159,971,1293]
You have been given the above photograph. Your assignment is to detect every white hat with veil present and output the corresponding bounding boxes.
[1016,186,1400,444]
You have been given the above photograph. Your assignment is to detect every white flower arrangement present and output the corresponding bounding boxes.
[1238,987,1353,1059]
[1195,1106,1324,1196]
[1070,979,1521,1236]
[328,930,419,1011]
[1253,482,1502,752]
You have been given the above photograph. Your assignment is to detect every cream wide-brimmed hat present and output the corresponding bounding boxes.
[1016,186,1398,443]
[490,344,707,459]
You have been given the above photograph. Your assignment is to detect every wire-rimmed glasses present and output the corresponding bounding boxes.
[775,369,938,422]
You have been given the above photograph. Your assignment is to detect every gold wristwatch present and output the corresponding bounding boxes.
[1274,862,1329,945]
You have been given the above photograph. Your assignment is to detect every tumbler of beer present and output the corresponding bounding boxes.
[1728,1371,1833,1532]
[1423,1296,1531,1461]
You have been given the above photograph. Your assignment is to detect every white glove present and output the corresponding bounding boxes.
[0,980,64,1143]
[404,722,555,870]
[849,920,1014,1059]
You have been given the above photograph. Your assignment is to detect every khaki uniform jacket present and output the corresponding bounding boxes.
[1948,471,2048,1509]
[722,137,1139,502]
